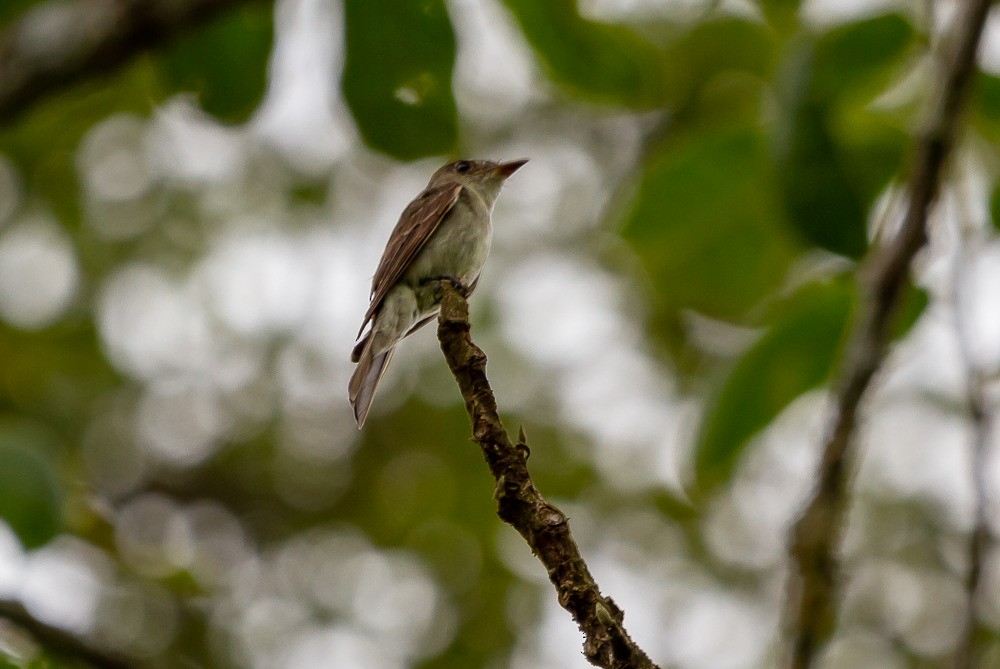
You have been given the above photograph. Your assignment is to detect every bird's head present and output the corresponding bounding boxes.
[428,158,528,206]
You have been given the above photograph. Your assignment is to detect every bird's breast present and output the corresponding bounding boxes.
[405,192,492,285]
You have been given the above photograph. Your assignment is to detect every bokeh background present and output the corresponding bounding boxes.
[1,0,1000,667]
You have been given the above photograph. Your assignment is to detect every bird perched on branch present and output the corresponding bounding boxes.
[349,158,528,428]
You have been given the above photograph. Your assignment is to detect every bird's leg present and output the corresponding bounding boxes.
[424,275,470,299]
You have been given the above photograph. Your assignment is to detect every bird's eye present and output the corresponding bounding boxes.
[454,161,471,173]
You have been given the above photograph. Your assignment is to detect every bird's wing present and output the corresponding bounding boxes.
[356,182,462,338]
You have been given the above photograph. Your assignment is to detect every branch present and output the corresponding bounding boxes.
[0,0,266,124]
[0,598,133,669]
[786,1,994,667]
[436,282,661,669]
[950,178,993,669]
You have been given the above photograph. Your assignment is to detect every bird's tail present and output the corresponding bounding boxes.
[348,334,395,429]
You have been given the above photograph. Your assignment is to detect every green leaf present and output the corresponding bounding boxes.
[833,107,908,207]
[0,419,62,549]
[623,124,797,325]
[501,0,667,107]
[157,3,273,123]
[342,0,457,159]
[0,60,161,228]
[892,282,929,340]
[756,0,802,32]
[991,184,1000,233]
[0,0,35,25]
[662,18,775,112]
[774,16,915,258]
[971,73,1000,143]
[811,13,917,99]
[694,273,928,489]
[0,322,118,430]
[778,101,868,258]
[695,279,853,488]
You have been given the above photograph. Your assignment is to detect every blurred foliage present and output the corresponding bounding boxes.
[623,122,797,335]
[809,14,917,98]
[696,277,854,489]
[992,184,1000,232]
[0,62,159,227]
[0,323,118,428]
[972,72,1000,141]
[776,14,916,258]
[158,3,274,123]
[501,0,668,107]
[342,0,458,159]
[756,0,801,33]
[660,18,775,117]
[0,419,62,548]
[694,277,928,490]
[0,0,35,24]
[0,0,992,667]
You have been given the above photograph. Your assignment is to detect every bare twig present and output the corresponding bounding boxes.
[950,178,993,669]
[436,282,661,669]
[0,0,266,123]
[0,598,133,669]
[785,2,995,667]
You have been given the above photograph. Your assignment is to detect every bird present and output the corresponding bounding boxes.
[349,158,527,428]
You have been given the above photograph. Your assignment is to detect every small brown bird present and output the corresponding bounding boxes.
[349,158,527,428]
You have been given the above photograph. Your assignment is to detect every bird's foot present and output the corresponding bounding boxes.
[424,275,470,299]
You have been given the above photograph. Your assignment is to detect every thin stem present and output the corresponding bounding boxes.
[950,174,993,669]
[785,2,995,666]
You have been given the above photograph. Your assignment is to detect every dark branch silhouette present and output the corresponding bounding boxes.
[0,0,266,123]
[436,281,661,669]
[786,1,995,667]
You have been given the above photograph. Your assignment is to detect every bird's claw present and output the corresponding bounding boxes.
[426,275,470,299]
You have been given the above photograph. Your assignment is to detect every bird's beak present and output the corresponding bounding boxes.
[495,158,528,177]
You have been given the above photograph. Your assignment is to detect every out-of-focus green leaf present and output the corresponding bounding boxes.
[779,98,909,259]
[775,15,915,258]
[892,282,929,340]
[694,274,929,489]
[695,279,853,488]
[662,18,775,113]
[0,419,62,549]
[0,61,160,227]
[623,124,797,327]
[833,107,908,206]
[501,0,667,107]
[991,183,1000,233]
[157,3,273,123]
[756,0,802,32]
[0,0,34,25]
[779,101,868,258]
[971,72,1000,142]
[811,13,917,99]
[0,324,118,429]
[342,0,457,159]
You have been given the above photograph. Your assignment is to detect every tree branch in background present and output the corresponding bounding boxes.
[785,1,994,667]
[436,282,661,669]
[0,599,132,669]
[0,0,265,123]
[951,180,993,669]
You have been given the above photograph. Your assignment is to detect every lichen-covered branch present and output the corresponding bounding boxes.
[436,282,660,669]
[785,2,994,667]
[0,0,265,123]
